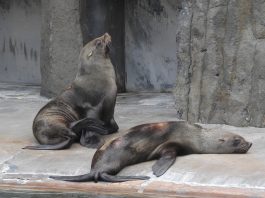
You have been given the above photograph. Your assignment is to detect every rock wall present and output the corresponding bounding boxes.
[174,0,265,127]
[40,0,82,97]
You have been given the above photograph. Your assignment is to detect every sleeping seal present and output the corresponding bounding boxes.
[24,33,118,150]
[50,121,252,182]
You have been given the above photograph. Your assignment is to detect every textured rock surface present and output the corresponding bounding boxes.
[174,0,265,127]
[40,0,82,97]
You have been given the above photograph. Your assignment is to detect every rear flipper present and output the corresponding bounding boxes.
[23,137,72,150]
[50,173,94,182]
[50,172,150,183]
[100,173,150,182]
[70,118,108,135]
[80,131,104,149]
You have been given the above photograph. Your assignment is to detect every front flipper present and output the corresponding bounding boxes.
[152,145,178,177]
[103,118,119,134]
[70,118,108,135]
[80,130,104,149]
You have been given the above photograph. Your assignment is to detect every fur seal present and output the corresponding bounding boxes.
[50,121,252,182]
[24,33,119,150]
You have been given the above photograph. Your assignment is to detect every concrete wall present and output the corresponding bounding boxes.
[0,0,41,85]
[40,0,82,97]
[125,0,178,92]
[0,0,177,95]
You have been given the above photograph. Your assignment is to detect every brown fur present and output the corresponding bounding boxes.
[24,33,119,150]
[50,121,252,182]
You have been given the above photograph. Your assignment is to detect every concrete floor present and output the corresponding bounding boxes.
[0,83,265,197]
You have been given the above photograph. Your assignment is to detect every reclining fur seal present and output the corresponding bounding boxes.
[24,33,119,150]
[50,121,252,182]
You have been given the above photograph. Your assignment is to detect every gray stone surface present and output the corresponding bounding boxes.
[125,0,178,92]
[174,0,265,127]
[0,0,41,85]
[0,83,264,197]
[40,0,83,97]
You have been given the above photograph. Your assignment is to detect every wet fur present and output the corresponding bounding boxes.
[50,121,252,182]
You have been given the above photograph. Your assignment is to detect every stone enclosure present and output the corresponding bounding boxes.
[175,0,265,127]
[1,0,265,127]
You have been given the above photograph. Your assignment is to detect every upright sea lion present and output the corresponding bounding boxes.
[24,33,119,150]
[50,121,252,182]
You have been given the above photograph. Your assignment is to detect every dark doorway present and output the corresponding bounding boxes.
[79,0,125,92]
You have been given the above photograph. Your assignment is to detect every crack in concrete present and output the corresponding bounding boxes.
[208,0,230,123]
[0,150,23,177]
[186,1,194,121]
[198,0,210,123]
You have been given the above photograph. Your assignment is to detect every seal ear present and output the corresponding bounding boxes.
[95,39,102,47]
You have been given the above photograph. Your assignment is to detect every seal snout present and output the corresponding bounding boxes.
[101,33,111,55]
[103,33,111,44]
[248,142,252,149]
[235,141,252,153]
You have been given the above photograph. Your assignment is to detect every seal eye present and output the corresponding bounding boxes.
[95,40,102,47]
[233,138,241,147]
[218,138,225,143]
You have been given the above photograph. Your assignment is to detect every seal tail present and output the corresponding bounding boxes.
[22,138,72,150]
[49,173,94,182]
[100,173,150,183]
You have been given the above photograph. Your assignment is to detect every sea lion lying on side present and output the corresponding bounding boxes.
[24,33,118,150]
[50,121,252,182]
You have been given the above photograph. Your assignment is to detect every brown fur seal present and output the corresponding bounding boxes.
[24,33,119,150]
[50,121,252,182]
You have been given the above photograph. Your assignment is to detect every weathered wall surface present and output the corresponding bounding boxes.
[125,0,178,92]
[41,0,179,96]
[40,0,82,97]
[0,0,41,84]
[174,0,265,127]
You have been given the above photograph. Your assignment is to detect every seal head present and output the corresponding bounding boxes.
[203,131,252,154]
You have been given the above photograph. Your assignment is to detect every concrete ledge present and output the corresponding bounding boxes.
[1,180,265,198]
